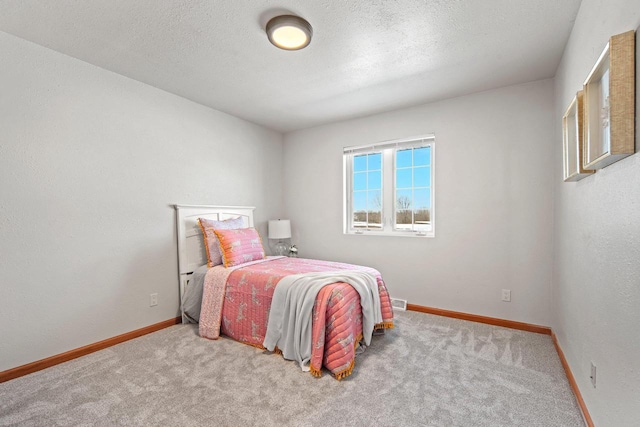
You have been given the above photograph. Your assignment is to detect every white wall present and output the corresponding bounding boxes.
[553,1,640,425]
[283,79,555,326]
[0,32,283,372]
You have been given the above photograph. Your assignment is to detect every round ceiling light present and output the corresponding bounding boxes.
[266,15,313,50]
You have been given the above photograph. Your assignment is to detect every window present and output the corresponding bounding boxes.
[352,152,383,229]
[343,135,435,237]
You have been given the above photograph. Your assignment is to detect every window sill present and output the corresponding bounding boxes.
[344,230,434,238]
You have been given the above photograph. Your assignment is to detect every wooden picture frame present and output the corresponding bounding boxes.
[583,30,636,170]
[563,91,593,181]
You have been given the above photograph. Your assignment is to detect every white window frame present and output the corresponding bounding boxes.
[343,134,435,238]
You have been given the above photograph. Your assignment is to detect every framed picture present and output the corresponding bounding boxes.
[563,91,593,181]
[583,30,635,170]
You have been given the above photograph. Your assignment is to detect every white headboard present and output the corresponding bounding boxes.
[174,204,255,276]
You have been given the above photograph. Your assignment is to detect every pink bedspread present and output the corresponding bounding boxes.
[199,257,394,379]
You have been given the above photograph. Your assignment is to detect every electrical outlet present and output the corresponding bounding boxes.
[590,362,596,388]
[150,293,158,307]
[501,289,511,302]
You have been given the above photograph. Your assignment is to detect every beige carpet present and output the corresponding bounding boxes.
[0,311,584,426]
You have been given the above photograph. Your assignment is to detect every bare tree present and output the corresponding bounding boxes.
[367,192,382,226]
[396,195,412,224]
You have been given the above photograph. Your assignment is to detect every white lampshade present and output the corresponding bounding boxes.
[268,219,291,239]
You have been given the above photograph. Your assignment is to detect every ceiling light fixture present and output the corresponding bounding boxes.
[266,15,313,51]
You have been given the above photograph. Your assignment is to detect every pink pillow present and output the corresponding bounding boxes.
[214,228,266,267]
[198,217,244,267]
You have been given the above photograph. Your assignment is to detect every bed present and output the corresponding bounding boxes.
[174,204,394,379]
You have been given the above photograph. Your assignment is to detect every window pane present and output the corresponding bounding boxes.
[413,166,430,187]
[354,155,367,172]
[396,189,412,210]
[353,191,367,212]
[414,188,430,230]
[414,188,430,210]
[367,218,382,227]
[396,149,412,168]
[396,168,412,189]
[367,190,382,227]
[414,211,430,230]
[368,153,382,170]
[353,191,367,229]
[367,190,382,211]
[352,152,384,229]
[368,218,382,228]
[414,147,430,166]
[353,211,367,228]
[395,189,413,229]
[368,171,381,190]
[354,172,367,191]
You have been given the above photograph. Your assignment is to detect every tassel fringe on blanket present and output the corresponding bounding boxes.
[334,359,356,380]
[330,332,364,380]
[311,322,392,380]
[238,322,393,380]
[375,321,395,330]
[329,322,393,380]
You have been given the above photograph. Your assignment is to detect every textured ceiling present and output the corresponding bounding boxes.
[0,0,582,133]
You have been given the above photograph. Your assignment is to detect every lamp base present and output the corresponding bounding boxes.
[274,241,289,256]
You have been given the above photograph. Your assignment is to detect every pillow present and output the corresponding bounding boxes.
[198,217,245,267]
[213,227,266,268]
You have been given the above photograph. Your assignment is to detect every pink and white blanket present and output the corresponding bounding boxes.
[199,257,394,379]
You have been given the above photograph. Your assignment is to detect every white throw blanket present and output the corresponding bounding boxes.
[262,270,382,371]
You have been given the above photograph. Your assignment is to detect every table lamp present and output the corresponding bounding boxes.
[268,219,291,256]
